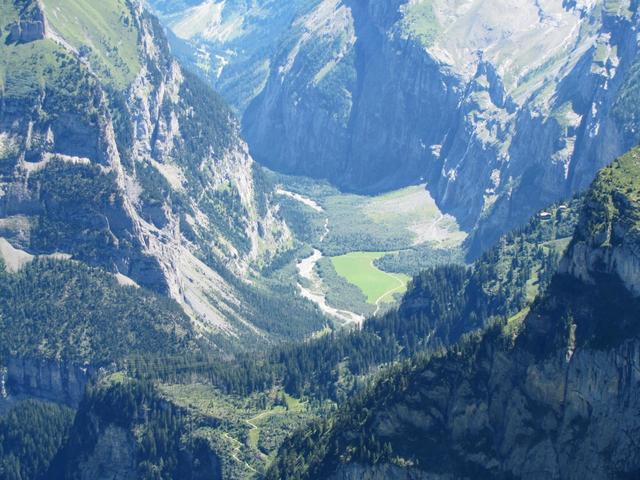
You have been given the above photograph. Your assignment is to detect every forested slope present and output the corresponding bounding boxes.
[267,148,640,480]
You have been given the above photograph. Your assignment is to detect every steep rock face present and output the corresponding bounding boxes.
[1,357,93,408]
[561,148,640,295]
[158,0,640,254]
[323,331,640,479]
[76,425,137,480]
[49,380,224,480]
[244,0,438,189]
[0,0,292,339]
[465,0,640,254]
[5,0,46,44]
[328,463,433,479]
[68,421,223,480]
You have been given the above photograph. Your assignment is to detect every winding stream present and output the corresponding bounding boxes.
[297,249,364,326]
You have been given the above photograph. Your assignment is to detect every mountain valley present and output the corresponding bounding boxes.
[0,0,639,479]
[151,0,640,255]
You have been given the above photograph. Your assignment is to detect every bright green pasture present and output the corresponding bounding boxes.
[330,252,411,305]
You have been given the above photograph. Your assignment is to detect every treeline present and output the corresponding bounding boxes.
[127,326,400,401]
[374,243,464,276]
[265,326,507,480]
[125,256,548,401]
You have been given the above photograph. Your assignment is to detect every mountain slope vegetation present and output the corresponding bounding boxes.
[0,0,325,350]
[0,400,75,480]
[0,258,194,363]
[0,145,585,479]
[266,147,640,480]
[15,189,577,479]
[2,1,640,479]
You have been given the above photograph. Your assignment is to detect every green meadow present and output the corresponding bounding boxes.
[41,0,141,89]
[330,252,411,305]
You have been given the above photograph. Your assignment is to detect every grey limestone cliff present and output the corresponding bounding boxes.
[155,0,640,256]
[0,0,292,341]
[0,357,94,415]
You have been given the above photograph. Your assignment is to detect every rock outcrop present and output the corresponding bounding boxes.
[5,0,46,44]
[76,425,138,480]
[48,379,224,480]
[0,357,94,414]
[6,17,45,44]
[322,333,640,479]
[561,148,640,295]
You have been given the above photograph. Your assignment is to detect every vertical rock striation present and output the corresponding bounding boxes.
[161,0,640,255]
[0,0,292,340]
[0,357,93,414]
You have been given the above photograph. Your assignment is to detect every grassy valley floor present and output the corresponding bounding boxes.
[330,252,411,315]
[265,169,467,322]
[158,383,320,479]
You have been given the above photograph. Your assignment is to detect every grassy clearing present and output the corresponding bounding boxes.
[330,252,411,305]
[283,179,465,255]
[400,0,440,47]
[0,0,140,97]
[41,0,141,89]
[264,169,466,256]
[264,169,466,316]
[324,185,466,255]
[316,256,375,316]
[504,306,530,340]
[0,38,90,101]
[158,384,314,477]
[0,2,67,98]
[247,426,260,450]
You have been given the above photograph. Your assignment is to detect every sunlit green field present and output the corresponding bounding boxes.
[265,168,466,316]
[401,0,440,47]
[330,252,411,305]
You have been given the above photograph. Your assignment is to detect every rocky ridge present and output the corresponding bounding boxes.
[561,148,640,295]
[0,0,293,340]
